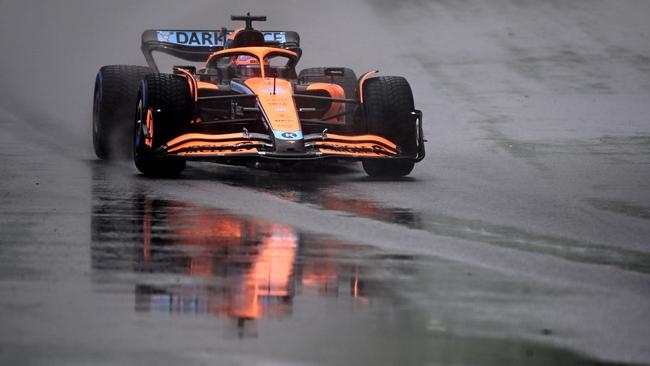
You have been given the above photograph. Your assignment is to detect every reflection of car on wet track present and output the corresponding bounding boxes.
[92,13,425,177]
[91,191,372,333]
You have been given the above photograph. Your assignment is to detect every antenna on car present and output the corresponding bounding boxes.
[231,12,266,30]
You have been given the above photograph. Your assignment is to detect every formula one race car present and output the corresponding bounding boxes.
[92,14,425,177]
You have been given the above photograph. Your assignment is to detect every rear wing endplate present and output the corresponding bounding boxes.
[141,29,301,72]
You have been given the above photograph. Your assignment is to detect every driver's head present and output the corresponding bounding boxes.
[231,55,260,65]
[229,55,269,78]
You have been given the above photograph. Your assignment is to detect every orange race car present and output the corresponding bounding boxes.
[92,14,425,177]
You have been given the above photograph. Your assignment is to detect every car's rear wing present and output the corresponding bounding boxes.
[141,29,301,72]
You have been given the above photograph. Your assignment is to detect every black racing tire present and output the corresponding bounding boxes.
[134,73,192,177]
[361,76,417,178]
[361,158,415,177]
[298,67,357,126]
[93,65,152,160]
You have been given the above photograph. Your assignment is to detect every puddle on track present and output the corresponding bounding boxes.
[92,194,374,329]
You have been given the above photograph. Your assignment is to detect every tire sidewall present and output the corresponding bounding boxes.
[92,72,105,158]
[92,65,152,160]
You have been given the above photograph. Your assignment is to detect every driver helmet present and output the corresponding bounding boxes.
[230,55,269,78]
[231,55,260,65]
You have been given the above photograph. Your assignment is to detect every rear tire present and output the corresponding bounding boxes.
[93,65,152,160]
[361,76,417,178]
[134,73,192,177]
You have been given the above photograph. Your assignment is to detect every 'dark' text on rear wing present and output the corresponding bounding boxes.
[141,29,301,72]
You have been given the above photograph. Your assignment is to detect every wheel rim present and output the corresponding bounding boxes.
[134,99,145,158]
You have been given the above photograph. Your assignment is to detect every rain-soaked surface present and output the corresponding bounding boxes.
[80,165,625,365]
[2,0,650,365]
[200,165,650,274]
[0,157,645,365]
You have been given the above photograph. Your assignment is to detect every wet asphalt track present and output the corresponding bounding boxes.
[1,0,650,365]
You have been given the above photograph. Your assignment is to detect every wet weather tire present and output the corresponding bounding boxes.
[93,65,152,160]
[134,73,192,177]
[361,76,417,177]
[361,158,415,177]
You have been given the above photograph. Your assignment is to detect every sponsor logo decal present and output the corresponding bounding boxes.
[263,32,286,43]
[260,86,286,94]
[158,31,173,42]
[281,132,298,139]
[273,131,303,140]
[176,145,257,154]
[156,31,286,47]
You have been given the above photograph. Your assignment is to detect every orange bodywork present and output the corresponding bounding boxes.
[321,133,397,149]
[166,132,265,156]
[174,146,259,156]
[167,132,251,146]
[197,81,219,90]
[168,140,259,154]
[307,82,346,123]
[315,146,391,158]
[244,77,301,134]
[358,69,378,103]
[311,133,398,157]
[156,47,406,159]
[144,108,154,147]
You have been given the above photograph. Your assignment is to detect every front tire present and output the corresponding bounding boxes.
[361,76,417,178]
[361,159,414,177]
[93,65,151,160]
[134,73,192,177]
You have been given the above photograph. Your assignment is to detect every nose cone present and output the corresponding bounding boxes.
[275,132,305,154]
[244,78,304,154]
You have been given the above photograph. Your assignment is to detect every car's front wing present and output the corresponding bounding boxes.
[158,110,425,161]
[158,132,405,160]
